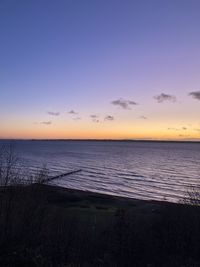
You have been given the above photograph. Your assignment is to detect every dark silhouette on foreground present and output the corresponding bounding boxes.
[1,184,200,267]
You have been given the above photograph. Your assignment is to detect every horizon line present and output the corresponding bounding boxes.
[0,138,200,143]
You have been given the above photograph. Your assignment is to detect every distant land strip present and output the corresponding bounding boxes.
[0,139,200,143]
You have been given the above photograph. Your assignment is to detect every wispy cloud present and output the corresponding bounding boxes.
[90,114,99,119]
[154,93,176,103]
[73,117,81,121]
[92,120,100,123]
[40,121,52,125]
[179,134,190,138]
[111,98,138,109]
[168,126,187,131]
[68,110,78,115]
[139,116,147,120]
[189,91,200,101]
[47,111,60,116]
[168,127,179,131]
[90,114,100,123]
[104,115,114,121]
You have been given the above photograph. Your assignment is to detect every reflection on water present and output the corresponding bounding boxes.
[1,140,200,202]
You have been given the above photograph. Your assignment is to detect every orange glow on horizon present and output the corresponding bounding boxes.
[1,126,199,141]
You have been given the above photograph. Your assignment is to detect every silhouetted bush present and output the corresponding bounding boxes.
[181,185,200,206]
[1,185,200,266]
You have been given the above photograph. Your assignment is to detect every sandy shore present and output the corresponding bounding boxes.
[1,183,200,266]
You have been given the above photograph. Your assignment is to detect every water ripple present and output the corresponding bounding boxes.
[2,140,200,203]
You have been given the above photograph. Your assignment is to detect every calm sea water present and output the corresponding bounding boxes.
[1,140,200,202]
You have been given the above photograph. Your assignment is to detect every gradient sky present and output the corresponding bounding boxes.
[1,0,200,140]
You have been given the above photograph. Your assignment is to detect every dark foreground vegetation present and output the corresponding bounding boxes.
[0,184,200,267]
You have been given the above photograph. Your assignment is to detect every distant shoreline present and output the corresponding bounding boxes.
[0,139,200,143]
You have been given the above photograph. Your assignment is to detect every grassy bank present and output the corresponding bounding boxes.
[0,184,200,267]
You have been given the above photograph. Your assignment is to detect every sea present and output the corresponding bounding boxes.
[0,140,200,203]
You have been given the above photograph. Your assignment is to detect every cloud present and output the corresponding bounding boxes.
[104,115,114,121]
[47,111,60,116]
[90,114,100,123]
[92,119,100,123]
[168,126,187,131]
[179,134,190,137]
[90,114,99,119]
[73,117,81,121]
[111,98,138,109]
[68,110,78,115]
[189,91,200,100]
[140,116,147,120]
[168,127,179,131]
[40,121,52,125]
[154,93,176,103]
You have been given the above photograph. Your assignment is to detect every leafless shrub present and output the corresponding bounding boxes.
[34,164,49,184]
[0,144,21,186]
[0,143,50,188]
[22,165,49,186]
[179,183,200,206]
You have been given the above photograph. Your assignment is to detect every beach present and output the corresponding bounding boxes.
[1,183,200,266]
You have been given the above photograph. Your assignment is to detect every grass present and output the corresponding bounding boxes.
[1,183,200,266]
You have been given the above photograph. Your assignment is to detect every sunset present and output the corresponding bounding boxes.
[1,1,200,266]
[1,0,200,140]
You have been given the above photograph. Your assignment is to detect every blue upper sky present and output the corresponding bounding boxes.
[1,0,200,139]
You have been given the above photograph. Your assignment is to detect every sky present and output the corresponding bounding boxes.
[1,0,200,140]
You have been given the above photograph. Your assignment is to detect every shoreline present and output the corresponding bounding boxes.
[1,139,200,143]
[1,182,178,210]
[27,183,183,211]
[1,183,200,266]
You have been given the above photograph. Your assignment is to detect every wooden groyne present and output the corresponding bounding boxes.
[44,169,82,183]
